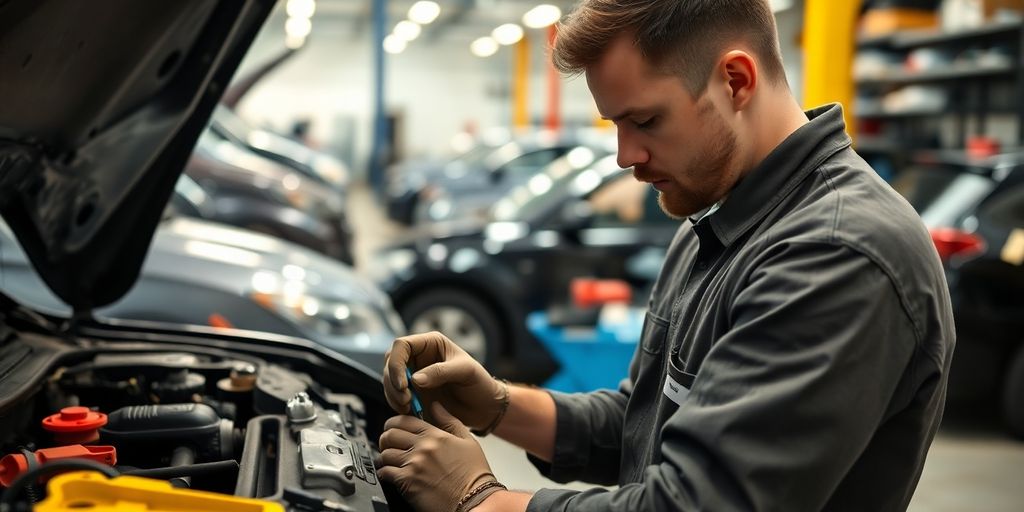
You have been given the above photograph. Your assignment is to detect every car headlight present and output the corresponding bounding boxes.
[366,248,418,283]
[428,197,453,221]
[251,291,389,338]
[313,155,350,188]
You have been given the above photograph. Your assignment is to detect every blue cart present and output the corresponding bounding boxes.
[527,305,645,393]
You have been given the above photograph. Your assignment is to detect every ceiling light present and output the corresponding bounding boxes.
[523,4,561,28]
[285,34,306,49]
[286,0,316,19]
[470,36,499,58]
[285,17,312,38]
[492,23,524,45]
[384,34,407,54]
[394,20,422,41]
[408,1,441,24]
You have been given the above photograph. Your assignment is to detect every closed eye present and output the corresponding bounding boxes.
[635,117,656,130]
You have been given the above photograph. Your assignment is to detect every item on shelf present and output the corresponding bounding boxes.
[978,44,1015,67]
[854,50,903,79]
[966,135,1002,157]
[905,47,954,72]
[941,0,1024,30]
[881,85,950,114]
[861,7,939,36]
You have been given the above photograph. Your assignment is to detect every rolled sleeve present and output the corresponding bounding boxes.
[527,241,920,511]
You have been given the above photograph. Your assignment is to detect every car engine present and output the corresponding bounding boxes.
[0,346,410,512]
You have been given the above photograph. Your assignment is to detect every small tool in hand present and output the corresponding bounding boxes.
[406,367,424,419]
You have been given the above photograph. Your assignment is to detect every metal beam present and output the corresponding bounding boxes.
[370,0,388,195]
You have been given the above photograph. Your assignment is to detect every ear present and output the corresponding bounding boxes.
[719,50,757,110]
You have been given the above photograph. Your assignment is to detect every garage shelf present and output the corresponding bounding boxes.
[856,64,1017,87]
[854,18,1024,160]
[857,20,1022,49]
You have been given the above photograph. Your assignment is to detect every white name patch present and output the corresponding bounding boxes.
[662,374,690,406]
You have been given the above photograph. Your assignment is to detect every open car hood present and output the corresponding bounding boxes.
[0,0,275,311]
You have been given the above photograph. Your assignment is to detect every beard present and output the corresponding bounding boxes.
[655,99,739,220]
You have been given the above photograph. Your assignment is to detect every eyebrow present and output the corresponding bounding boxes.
[601,108,653,123]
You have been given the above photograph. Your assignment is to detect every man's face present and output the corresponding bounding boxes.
[586,35,741,219]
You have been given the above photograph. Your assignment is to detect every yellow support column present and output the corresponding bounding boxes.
[514,36,530,130]
[803,0,861,140]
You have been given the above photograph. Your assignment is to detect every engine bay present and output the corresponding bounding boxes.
[0,341,408,512]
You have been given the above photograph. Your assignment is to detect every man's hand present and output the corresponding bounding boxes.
[383,331,507,431]
[378,402,500,512]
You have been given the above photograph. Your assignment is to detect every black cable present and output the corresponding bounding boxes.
[122,459,239,480]
[0,459,118,512]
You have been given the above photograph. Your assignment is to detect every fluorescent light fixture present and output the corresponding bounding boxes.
[523,4,561,28]
[285,34,306,49]
[285,16,312,38]
[492,23,524,45]
[383,34,407,54]
[394,20,422,41]
[470,36,499,57]
[408,1,441,24]
[286,0,316,19]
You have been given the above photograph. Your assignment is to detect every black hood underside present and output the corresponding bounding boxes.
[0,0,275,310]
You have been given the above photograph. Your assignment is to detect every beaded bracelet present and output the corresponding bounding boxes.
[456,479,508,512]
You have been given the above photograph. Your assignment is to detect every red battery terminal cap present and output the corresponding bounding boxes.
[41,407,108,444]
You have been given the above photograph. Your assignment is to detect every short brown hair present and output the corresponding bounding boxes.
[553,0,787,95]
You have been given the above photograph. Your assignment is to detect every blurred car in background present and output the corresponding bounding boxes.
[421,137,618,225]
[371,154,675,382]
[386,131,590,226]
[0,215,403,372]
[892,151,1024,436]
[184,127,355,264]
[385,132,509,225]
[210,104,351,192]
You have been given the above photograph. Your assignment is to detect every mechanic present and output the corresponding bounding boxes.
[376,1,956,511]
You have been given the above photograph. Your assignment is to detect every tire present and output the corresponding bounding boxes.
[1002,345,1024,438]
[399,288,502,366]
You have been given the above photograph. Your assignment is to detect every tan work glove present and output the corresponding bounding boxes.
[383,331,507,433]
[378,402,505,512]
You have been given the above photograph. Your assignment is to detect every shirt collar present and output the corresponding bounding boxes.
[699,103,852,246]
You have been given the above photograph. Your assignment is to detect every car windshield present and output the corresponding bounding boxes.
[452,144,497,168]
[491,151,622,223]
[213,105,254,141]
[892,165,996,228]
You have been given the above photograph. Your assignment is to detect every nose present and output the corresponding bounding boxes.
[616,129,649,169]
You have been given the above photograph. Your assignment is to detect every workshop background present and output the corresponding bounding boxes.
[5,0,1024,509]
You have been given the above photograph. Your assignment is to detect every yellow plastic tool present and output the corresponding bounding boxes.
[35,471,283,512]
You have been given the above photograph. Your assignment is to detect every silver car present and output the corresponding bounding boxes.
[0,216,402,371]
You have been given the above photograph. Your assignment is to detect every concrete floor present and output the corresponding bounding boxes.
[349,183,1024,510]
[475,410,1024,511]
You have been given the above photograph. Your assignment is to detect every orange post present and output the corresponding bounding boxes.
[514,35,530,129]
[545,25,562,131]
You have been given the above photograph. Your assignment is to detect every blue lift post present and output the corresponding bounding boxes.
[370,0,388,198]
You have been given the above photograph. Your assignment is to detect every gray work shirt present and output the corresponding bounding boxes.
[527,104,956,511]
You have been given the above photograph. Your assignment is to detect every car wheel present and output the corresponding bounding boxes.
[399,289,501,366]
[1002,345,1024,438]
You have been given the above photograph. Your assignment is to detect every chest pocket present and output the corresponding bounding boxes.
[619,311,671,484]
